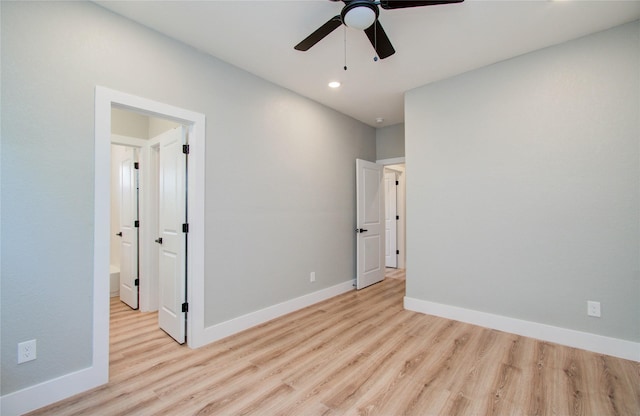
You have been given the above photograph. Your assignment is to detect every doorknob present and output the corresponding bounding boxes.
[355,228,368,233]
[116,232,122,237]
[155,238,163,244]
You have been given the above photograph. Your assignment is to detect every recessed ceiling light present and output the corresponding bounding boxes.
[328,81,341,89]
[376,117,384,124]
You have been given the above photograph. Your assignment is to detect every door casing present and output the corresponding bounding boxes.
[94,87,206,388]
[384,170,398,268]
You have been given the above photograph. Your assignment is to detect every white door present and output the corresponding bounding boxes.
[385,171,398,268]
[158,126,187,344]
[356,159,385,290]
[119,147,139,309]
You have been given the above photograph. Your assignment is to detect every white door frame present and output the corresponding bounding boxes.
[94,86,206,385]
[377,157,406,269]
[384,170,398,268]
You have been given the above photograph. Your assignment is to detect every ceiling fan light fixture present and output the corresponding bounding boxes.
[342,2,379,30]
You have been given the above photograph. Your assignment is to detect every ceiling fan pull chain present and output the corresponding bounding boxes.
[344,25,348,70]
[374,21,379,62]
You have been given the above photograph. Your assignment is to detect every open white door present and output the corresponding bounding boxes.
[158,126,187,344]
[356,159,385,290]
[119,147,139,309]
[385,171,398,268]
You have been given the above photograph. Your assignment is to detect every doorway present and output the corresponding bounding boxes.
[110,114,192,344]
[110,143,140,309]
[355,159,406,290]
[93,86,207,387]
[110,109,185,314]
[380,161,406,270]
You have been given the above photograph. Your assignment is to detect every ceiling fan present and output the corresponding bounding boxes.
[294,0,464,60]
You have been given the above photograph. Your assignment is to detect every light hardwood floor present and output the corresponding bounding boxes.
[29,270,639,415]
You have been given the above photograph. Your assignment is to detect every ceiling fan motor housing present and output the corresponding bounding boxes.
[341,1,380,30]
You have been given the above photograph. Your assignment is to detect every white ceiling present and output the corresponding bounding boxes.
[96,0,640,127]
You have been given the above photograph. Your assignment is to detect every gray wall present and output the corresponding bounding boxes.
[1,1,375,394]
[376,123,405,160]
[405,21,639,342]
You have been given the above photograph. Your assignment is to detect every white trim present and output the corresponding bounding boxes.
[0,367,104,416]
[183,111,206,349]
[0,87,206,416]
[138,142,157,312]
[404,296,640,362]
[196,280,355,347]
[376,157,405,165]
[137,142,154,312]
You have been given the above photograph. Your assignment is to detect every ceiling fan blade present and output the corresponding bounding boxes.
[294,15,343,51]
[380,0,464,9]
[364,20,395,59]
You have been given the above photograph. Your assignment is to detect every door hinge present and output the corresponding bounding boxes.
[396,215,400,220]
[182,223,189,233]
[134,162,139,170]
[182,302,189,313]
[134,220,139,228]
[182,144,190,154]
[396,250,400,255]
[396,180,399,186]
[134,278,139,286]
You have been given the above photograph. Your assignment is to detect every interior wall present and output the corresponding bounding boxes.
[376,123,405,160]
[0,1,375,395]
[405,21,639,342]
[111,107,149,138]
[148,117,181,139]
[112,107,180,140]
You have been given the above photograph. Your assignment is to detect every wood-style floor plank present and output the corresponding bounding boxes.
[27,269,640,416]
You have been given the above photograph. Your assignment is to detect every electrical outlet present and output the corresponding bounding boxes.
[587,301,601,318]
[310,272,316,282]
[18,339,37,364]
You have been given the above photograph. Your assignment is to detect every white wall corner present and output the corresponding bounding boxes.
[404,296,640,362]
[195,280,355,348]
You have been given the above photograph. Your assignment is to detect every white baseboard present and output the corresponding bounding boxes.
[195,280,355,347]
[404,296,640,362]
[0,365,106,416]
